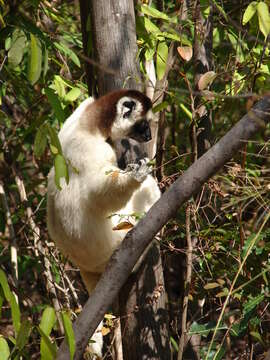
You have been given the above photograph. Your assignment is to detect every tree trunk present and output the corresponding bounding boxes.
[90,0,141,94]
[80,0,171,358]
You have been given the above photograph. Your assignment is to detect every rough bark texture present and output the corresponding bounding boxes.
[90,0,141,94]
[56,96,270,360]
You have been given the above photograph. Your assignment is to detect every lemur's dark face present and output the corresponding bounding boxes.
[109,92,153,142]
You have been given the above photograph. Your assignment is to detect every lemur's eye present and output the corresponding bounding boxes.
[123,100,136,118]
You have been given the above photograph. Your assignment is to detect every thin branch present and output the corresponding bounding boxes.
[177,203,193,360]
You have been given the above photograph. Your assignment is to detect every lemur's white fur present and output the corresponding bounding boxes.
[47,91,160,357]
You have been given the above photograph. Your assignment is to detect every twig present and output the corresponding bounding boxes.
[177,203,193,360]
[0,182,18,303]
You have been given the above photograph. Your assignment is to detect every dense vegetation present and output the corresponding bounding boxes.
[0,0,269,359]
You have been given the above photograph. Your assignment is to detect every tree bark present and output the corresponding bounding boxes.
[56,96,270,360]
[90,0,141,94]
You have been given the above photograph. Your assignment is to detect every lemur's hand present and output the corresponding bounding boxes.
[126,158,152,183]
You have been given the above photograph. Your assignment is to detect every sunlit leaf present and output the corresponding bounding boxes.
[156,41,168,80]
[8,29,27,67]
[64,87,81,102]
[38,327,57,360]
[27,34,42,85]
[46,124,63,155]
[54,42,80,67]
[0,270,21,334]
[143,17,161,36]
[61,312,75,360]
[257,2,270,38]
[40,307,57,360]
[54,154,69,190]
[0,337,10,360]
[140,4,175,22]
[242,2,258,25]
[101,326,110,336]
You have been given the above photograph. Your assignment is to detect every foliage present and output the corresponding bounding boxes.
[0,0,269,359]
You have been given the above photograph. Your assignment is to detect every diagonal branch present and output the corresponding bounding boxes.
[56,96,270,360]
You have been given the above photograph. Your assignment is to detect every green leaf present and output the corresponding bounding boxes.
[179,103,192,120]
[46,124,63,155]
[62,311,75,360]
[27,34,42,85]
[189,321,227,337]
[53,75,67,99]
[242,232,260,259]
[162,31,181,41]
[0,337,10,360]
[250,331,265,345]
[34,124,48,157]
[212,0,228,21]
[204,282,220,290]
[8,29,27,67]
[243,294,264,315]
[140,4,173,22]
[54,154,69,190]
[242,2,258,25]
[257,2,270,38]
[156,41,168,80]
[170,336,179,352]
[152,101,169,113]
[45,88,66,123]
[143,17,161,36]
[54,42,80,67]
[40,307,57,360]
[0,270,20,334]
[38,327,57,360]
[43,46,49,78]
[16,320,32,351]
[64,88,81,103]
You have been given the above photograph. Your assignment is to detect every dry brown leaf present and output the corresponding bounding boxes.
[113,221,134,231]
[177,46,193,61]
[204,282,220,290]
[111,171,119,180]
[198,71,216,90]
[101,326,111,336]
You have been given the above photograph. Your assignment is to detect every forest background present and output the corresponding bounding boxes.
[0,0,269,359]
